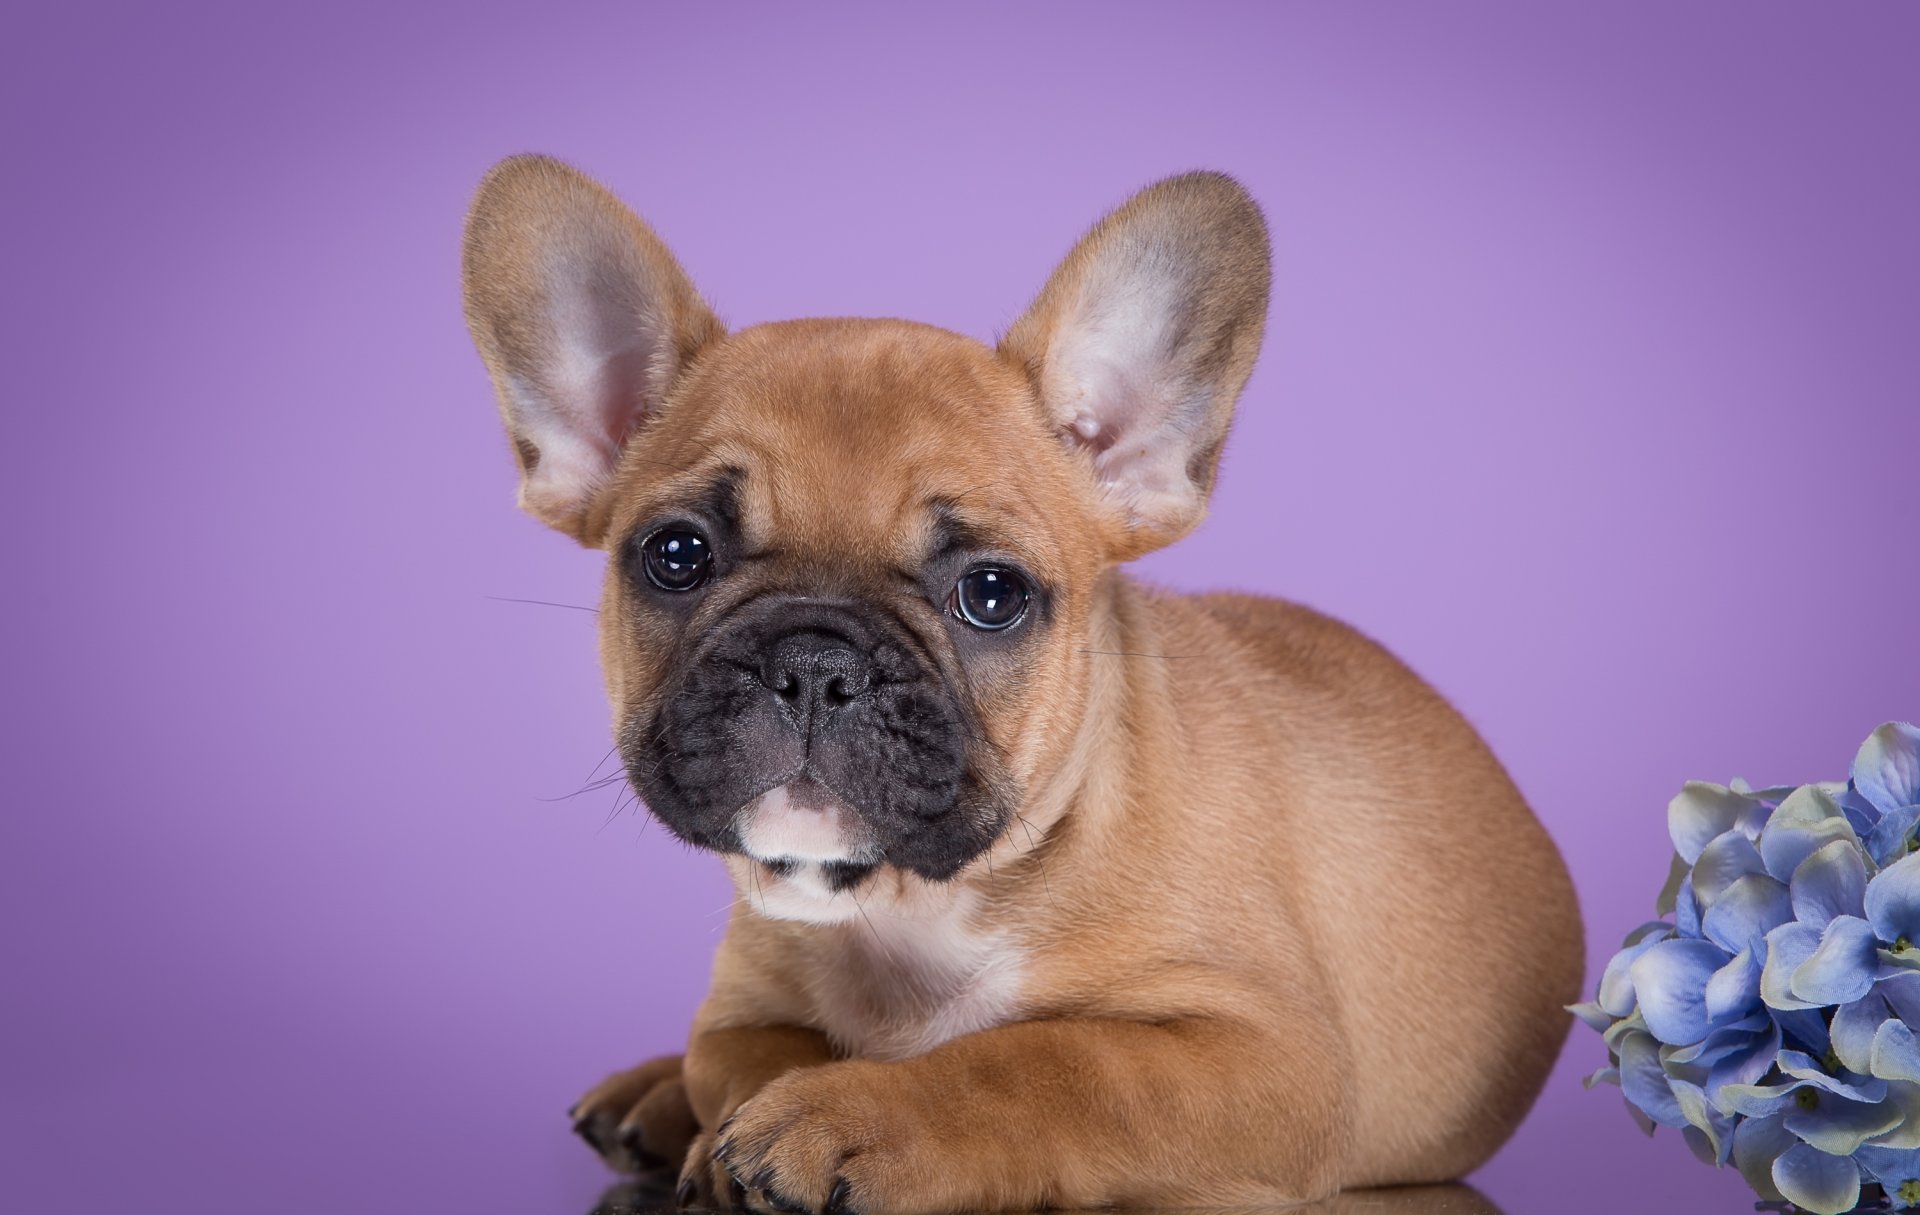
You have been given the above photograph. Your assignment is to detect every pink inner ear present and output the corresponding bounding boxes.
[1043,291,1216,527]
[504,253,669,524]
[1069,411,1110,448]
[1051,341,1159,453]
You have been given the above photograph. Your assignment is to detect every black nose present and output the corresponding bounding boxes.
[761,629,873,735]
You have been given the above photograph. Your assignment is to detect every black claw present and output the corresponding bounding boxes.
[825,1177,852,1215]
[764,1188,808,1215]
[573,1118,610,1157]
[750,1168,775,1193]
[728,1176,747,1209]
[675,1177,697,1208]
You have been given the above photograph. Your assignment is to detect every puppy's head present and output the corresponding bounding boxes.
[461,156,1268,920]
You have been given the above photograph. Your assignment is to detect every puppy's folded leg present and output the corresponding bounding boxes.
[676,1025,838,1208]
[709,1017,1349,1215]
[571,1054,699,1174]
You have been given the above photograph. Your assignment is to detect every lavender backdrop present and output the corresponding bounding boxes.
[3,3,1915,1213]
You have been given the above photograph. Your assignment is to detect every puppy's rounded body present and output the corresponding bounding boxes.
[703,576,1580,1197]
[464,157,1583,1212]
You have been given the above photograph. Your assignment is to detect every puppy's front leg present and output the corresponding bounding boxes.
[677,1024,837,1206]
[711,1017,1348,1215]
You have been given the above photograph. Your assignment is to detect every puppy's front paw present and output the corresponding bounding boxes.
[671,1130,733,1210]
[711,1064,929,1215]
[572,1054,700,1175]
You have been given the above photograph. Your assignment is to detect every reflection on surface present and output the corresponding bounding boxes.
[587,1178,1505,1215]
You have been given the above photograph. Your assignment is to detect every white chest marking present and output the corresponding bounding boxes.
[729,785,1024,1059]
[807,890,1024,1062]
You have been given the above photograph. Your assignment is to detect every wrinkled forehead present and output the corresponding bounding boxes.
[605,320,1083,578]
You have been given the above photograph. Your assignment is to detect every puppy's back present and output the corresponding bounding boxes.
[1169,588,1584,1183]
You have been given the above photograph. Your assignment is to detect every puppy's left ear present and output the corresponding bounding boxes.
[999,172,1270,560]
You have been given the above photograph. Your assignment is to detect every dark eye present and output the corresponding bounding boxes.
[953,567,1029,631]
[638,528,712,592]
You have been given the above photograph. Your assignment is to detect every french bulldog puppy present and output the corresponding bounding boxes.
[461,155,1583,1214]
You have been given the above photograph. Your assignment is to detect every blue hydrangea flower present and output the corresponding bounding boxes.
[1574,722,1920,1214]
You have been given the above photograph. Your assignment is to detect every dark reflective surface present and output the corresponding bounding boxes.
[587,1179,1505,1215]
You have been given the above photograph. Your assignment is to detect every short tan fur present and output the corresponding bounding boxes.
[463,155,1582,1214]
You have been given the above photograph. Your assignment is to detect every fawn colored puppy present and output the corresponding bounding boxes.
[461,155,1582,1214]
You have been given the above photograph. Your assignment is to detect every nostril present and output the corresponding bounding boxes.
[760,634,871,712]
[762,663,801,699]
[829,666,875,705]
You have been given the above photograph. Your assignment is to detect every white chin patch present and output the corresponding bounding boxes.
[737,783,864,864]
[734,783,879,924]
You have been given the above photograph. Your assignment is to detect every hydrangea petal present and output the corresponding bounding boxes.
[1883,951,1920,983]
[1705,1021,1783,1114]
[1597,929,1672,1017]
[1671,1077,1735,1164]
[1777,1050,1889,1103]
[1618,1029,1686,1128]
[1630,938,1731,1045]
[1856,723,1920,817]
[1791,915,1880,1006]
[1785,1092,1905,1155]
[1623,1096,1655,1137]
[1655,849,1690,918]
[1832,991,1891,1075]
[1704,875,1792,955]
[1626,919,1675,946]
[1693,831,1767,907]
[1705,946,1763,1022]
[1869,852,1920,948]
[1675,874,1702,938]
[1763,922,1827,1011]
[1842,787,1884,837]
[1772,1142,1863,1215]
[1671,782,1766,863]
[1792,838,1869,929]
[1666,1013,1768,1065]
[1720,1080,1804,1118]
[1854,1143,1920,1202]
[1760,785,1859,882]
[1680,1124,1718,1166]
[1733,1112,1793,1203]
[1603,1009,1648,1055]
[1867,805,1920,869]
[1566,1001,1612,1033]
[1881,972,1920,1024]
[1866,1083,1920,1151]
[1776,1006,1834,1056]
[1875,1020,1920,1085]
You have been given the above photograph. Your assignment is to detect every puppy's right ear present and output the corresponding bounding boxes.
[461,155,723,544]
[999,172,1269,562]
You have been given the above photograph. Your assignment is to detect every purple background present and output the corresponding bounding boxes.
[4,3,1916,1212]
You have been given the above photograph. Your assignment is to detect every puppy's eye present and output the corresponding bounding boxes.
[639,528,712,592]
[952,567,1029,631]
